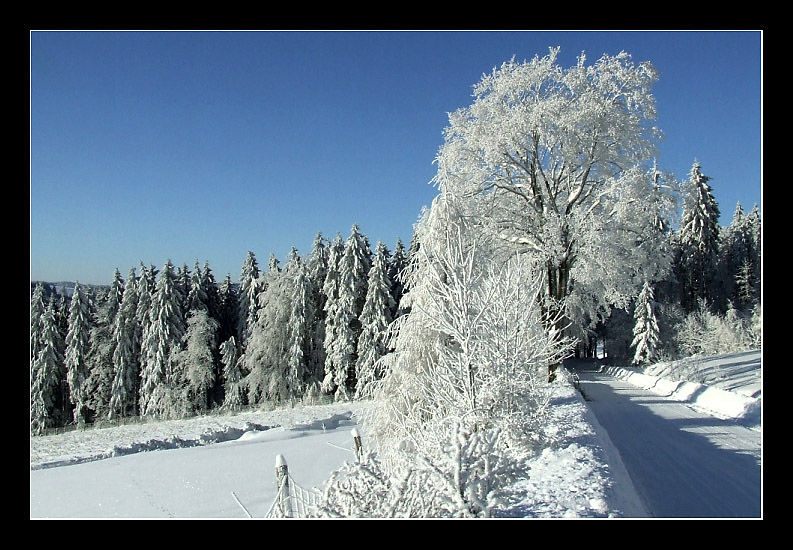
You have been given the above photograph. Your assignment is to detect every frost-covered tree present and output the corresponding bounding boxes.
[388,237,408,318]
[186,260,208,313]
[219,336,245,409]
[321,233,345,396]
[307,233,330,383]
[109,268,141,418]
[104,268,125,325]
[64,282,93,424]
[718,202,761,312]
[30,282,47,364]
[355,241,396,399]
[286,263,316,397]
[136,263,157,337]
[631,281,661,365]
[268,252,281,273]
[31,300,65,434]
[676,161,721,312]
[217,273,240,345]
[242,269,293,404]
[237,251,260,349]
[343,224,372,319]
[431,47,669,380]
[174,309,219,413]
[139,259,186,417]
[322,226,370,400]
[359,202,570,515]
[84,287,120,420]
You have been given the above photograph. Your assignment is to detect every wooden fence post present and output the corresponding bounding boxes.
[275,454,292,518]
[351,428,363,462]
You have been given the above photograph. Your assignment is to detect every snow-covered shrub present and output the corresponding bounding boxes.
[675,301,759,357]
[314,421,523,518]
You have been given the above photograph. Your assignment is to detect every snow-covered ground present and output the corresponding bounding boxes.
[29,350,761,519]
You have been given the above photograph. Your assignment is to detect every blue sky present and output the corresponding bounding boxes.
[30,30,762,286]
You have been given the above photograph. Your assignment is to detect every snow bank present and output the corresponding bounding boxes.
[500,382,644,518]
[601,365,761,428]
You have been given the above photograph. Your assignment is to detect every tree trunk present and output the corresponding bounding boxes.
[545,261,570,383]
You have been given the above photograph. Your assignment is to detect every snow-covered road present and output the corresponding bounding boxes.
[577,368,762,518]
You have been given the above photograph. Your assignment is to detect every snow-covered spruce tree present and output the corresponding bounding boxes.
[430,47,670,381]
[355,241,396,399]
[719,203,762,312]
[237,251,261,349]
[676,160,721,313]
[64,282,94,425]
[109,268,141,419]
[219,336,245,409]
[139,259,187,418]
[631,281,661,365]
[30,282,47,364]
[284,263,316,397]
[217,273,240,345]
[104,268,125,325]
[388,237,408,318]
[322,226,370,400]
[185,260,208,313]
[242,266,293,404]
[84,282,123,421]
[320,233,345,396]
[306,233,330,391]
[31,300,66,434]
[174,309,219,413]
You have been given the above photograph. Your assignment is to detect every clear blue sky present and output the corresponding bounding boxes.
[30,30,762,286]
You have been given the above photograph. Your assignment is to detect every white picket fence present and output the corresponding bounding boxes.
[258,428,363,519]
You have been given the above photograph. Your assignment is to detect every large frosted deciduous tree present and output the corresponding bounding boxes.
[432,47,670,380]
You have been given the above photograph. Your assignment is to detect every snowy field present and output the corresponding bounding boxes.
[30,350,761,519]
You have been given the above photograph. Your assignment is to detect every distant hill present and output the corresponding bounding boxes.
[31,281,109,299]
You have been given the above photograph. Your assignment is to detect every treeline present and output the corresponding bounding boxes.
[30,162,761,435]
[30,224,412,434]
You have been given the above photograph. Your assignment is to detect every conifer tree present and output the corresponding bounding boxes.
[186,260,208,313]
[388,237,408,317]
[676,161,721,312]
[139,259,186,417]
[322,226,369,399]
[269,252,281,273]
[200,261,222,321]
[307,233,330,383]
[84,288,118,420]
[30,283,47,364]
[237,251,260,348]
[65,282,93,424]
[344,224,372,320]
[109,268,141,418]
[285,263,315,397]
[321,233,345,396]
[219,336,244,409]
[631,281,661,365]
[175,309,219,413]
[104,268,125,325]
[243,268,292,404]
[217,274,240,352]
[31,300,65,434]
[355,241,396,398]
